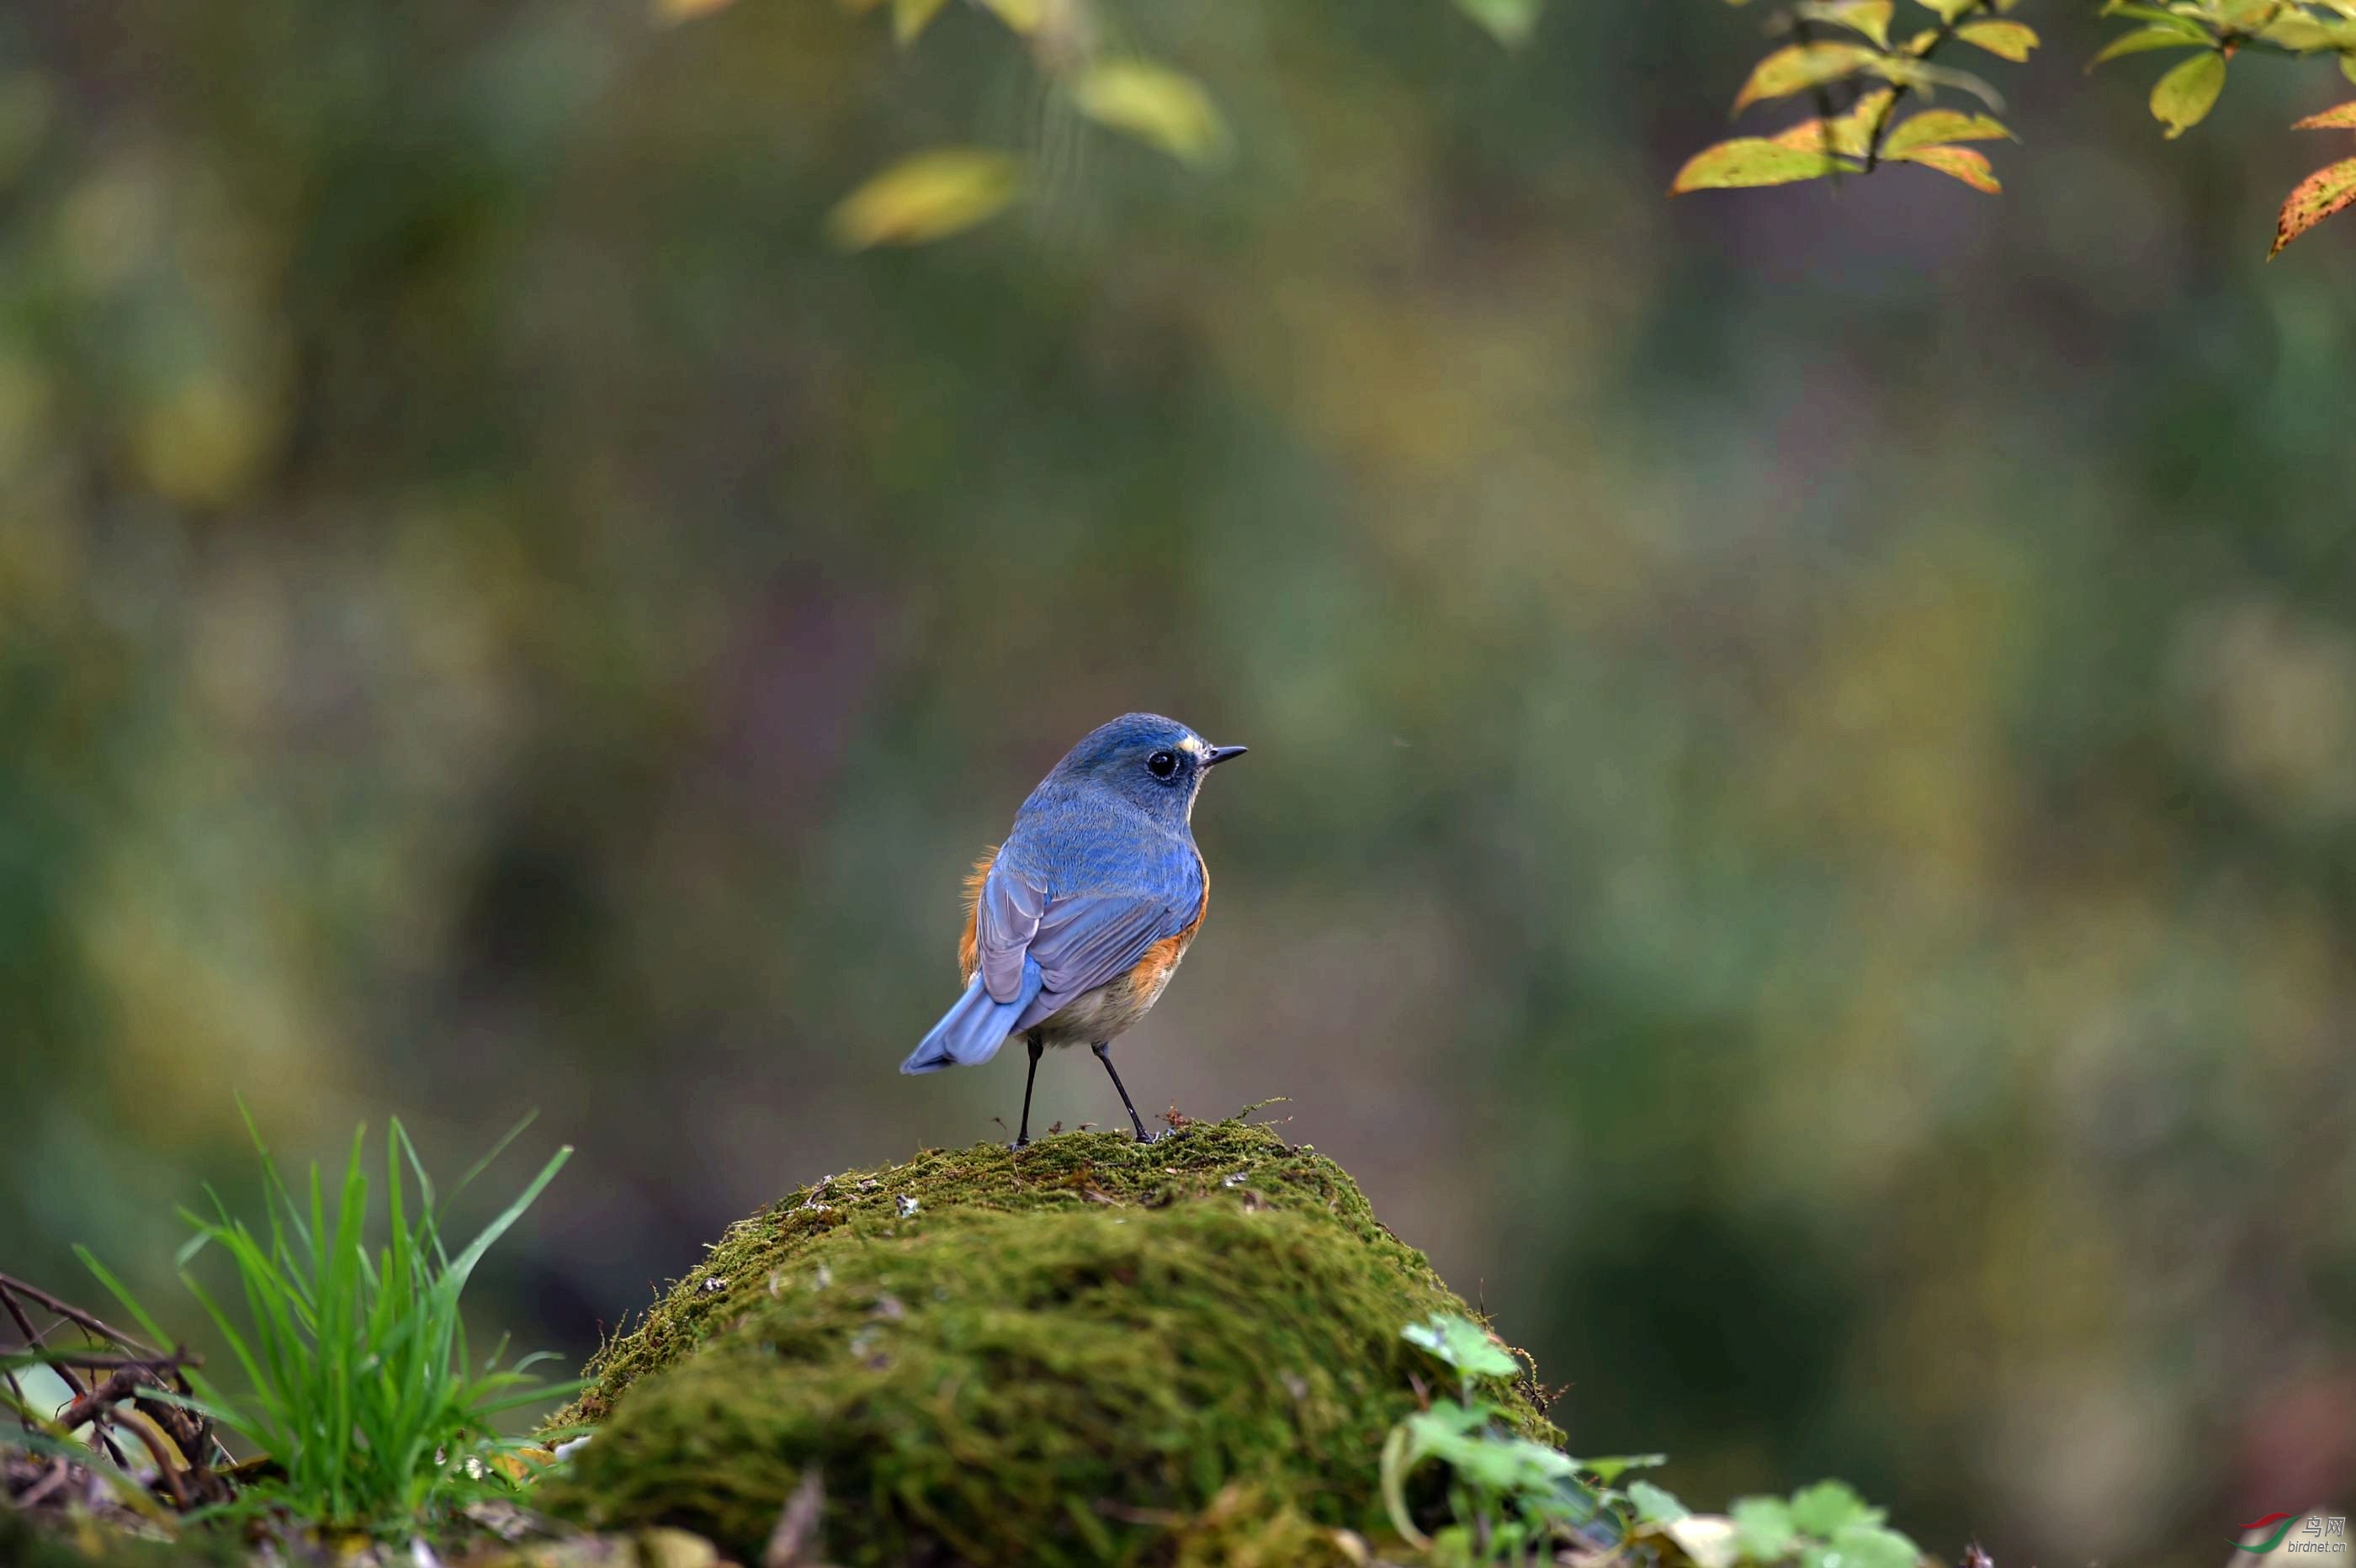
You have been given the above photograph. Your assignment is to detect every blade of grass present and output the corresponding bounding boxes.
[438,1146,572,1297]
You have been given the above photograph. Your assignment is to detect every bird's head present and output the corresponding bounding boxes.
[1049,712,1247,825]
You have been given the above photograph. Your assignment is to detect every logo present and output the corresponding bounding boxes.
[2238,1514,2348,1555]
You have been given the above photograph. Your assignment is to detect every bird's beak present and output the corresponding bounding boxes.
[1202,744,1249,767]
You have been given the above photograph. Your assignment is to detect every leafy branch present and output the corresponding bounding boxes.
[1682,0,2356,254]
[2085,0,2356,252]
[1672,0,2034,197]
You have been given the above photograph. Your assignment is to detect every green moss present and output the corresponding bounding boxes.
[549,1120,1552,1567]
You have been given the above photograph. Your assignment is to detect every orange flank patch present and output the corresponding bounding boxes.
[1129,933,1186,997]
[1128,850,1211,998]
[958,846,995,983]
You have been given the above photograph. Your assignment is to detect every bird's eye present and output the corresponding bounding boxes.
[1147,750,1180,779]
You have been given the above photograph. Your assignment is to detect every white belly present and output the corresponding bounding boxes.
[1023,961,1179,1049]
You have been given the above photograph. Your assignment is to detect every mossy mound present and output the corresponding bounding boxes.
[549,1120,1554,1567]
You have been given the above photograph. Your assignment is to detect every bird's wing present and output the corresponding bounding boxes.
[973,847,1202,1014]
[971,861,1047,1003]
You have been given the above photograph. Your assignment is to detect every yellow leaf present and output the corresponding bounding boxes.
[1671,137,1858,192]
[894,0,950,45]
[827,150,1022,249]
[1732,43,1881,113]
[1891,142,2001,191]
[2151,50,2225,137]
[2293,99,2356,129]
[1879,108,2012,156]
[1956,19,2039,60]
[2272,154,2356,254]
[1070,61,1230,167]
[652,0,736,21]
[1770,88,1894,157]
[1796,0,1895,48]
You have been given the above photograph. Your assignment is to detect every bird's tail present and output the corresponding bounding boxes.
[900,967,1044,1075]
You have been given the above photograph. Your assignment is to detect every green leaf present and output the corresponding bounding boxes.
[1380,1422,1429,1549]
[1454,0,1545,45]
[2088,25,2211,66]
[2272,153,2356,255]
[1441,1430,1579,1491]
[1891,142,2001,189]
[827,150,1023,249]
[1796,0,1895,47]
[2150,50,2225,138]
[1733,43,1882,112]
[1069,61,1231,168]
[1733,1496,1800,1561]
[1671,137,1859,191]
[2343,50,2356,84]
[1580,1451,1669,1483]
[1789,1481,1880,1539]
[1956,19,2038,58]
[2294,99,2356,129]
[1878,108,2011,155]
[1629,1480,1691,1524]
[1824,1523,1925,1568]
[1409,1398,1493,1439]
[1400,1312,1521,1378]
[1917,0,1977,20]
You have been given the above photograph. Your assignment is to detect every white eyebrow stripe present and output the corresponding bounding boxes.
[1179,734,1207,755]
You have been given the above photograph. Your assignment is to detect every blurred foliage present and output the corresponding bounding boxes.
[0,2,2352,1567]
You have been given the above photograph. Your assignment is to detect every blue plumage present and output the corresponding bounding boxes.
[899,713,1247,1144]
[902,964,1045,1073]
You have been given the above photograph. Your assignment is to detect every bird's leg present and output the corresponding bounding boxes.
[1013,1037,1044,1149]
[1090,1041,1157,1142]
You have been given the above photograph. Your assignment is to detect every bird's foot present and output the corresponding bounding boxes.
[1130,1127,1164,1145]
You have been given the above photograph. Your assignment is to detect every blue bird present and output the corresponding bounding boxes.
[901,713,1248,1145]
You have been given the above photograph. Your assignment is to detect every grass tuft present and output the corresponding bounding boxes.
[72,1109,576,1535]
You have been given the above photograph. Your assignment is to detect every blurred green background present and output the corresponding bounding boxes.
[3,0,2352,1561]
